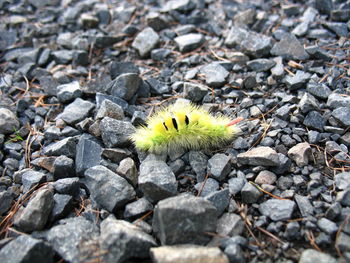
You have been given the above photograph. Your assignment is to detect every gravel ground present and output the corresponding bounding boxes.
[0,0,350,262]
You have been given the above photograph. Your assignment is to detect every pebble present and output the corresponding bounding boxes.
[174,33,205,53]
[303,111,326,131]
[207,153,231,182]
[335,172,350,190]
[331,107,350,127]
[259,199,296,221]
[0,108,20,135]
[255,170,277,185]
[241,182,262,204]
[287,142,312,167]
[270,33,309,60]
[183,82,208,102]
[56,98,95,125]
[132,27,160,57]
[100,117,135,148]
[56,81,82,103]
[237,146,281,166]
[108,73,141,101]
[200,63,229,87]
[217,213,245,236]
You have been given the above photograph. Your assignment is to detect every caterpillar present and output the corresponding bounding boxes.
[130,101,243,154]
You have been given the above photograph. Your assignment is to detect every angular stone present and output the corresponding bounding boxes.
[0,190,13,215]
[216,213,244,236]
[332,107,350,127]
[51,194,73,222]
[0,235,53,263]
[298,93,319,113]
[247,59,276,72]
[204,189,230,216]
[124,197,153,218]
[207,154,231,182]
[43,137,77,158]
[200,63,229,87]
[84,165,135,212]
[53,155,75,180]
[225,26,272,58]
[285,71,311,90]
[21,170,46,193]
[270,33,309,60]
[237,146,280,166]
[56,98,95,125]
[56,81,82,103]
[0,107,20,135]
[299,249,337,263]
[228,176,246,195]
[259,199,296,221]
[195,178,219,197]
[153,194,217,245]
[336,189,350,206]
[317,218,338,235]
[14,188,54,232]
[183,82,208,102]
[108,73,141,101]
[150,245,229,263]
[100,117,135,148]
[132,27,159,57]
[241,182,262,203]
[100,217,156,263]
[174,33,205,53]
[288,142,312,167]
[303,111,325,131]
[139,159,177,201]
[189,151,208,179]
[335,172,350,190]
[110,61,140,79]
[53,177,80,195]
[163,0,196,12]
[75,134,103,176]
[255,170,277,185]
[46,217,99,263]
[306,83,332,100]
[294,194,314,217]
[95,99,124,120]
[336,232,350,252]
[327,93,350,109]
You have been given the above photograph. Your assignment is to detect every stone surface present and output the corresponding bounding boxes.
[14,188,54,232]
[294,194,314,217]
[153,194,217,245]
[84,165,135,212]
[0,107,20,135]
[299,249,337,263]
[0,235,53,263]
[108,73,141,101]
[270,33,309,60]
[247,59,276,72]
[100,117,135,148]
[116,157,138,186]
[183,82,208,102]
[56,98,95,125]
[255,170,277,185]
[303,111,326,131]
[150,245,229,263]
[56,81,82,103]
[241,182,262,203]
[237,147,280,166]
[259,199,296,221]
[327,93,350,109]
[51,194,73,222]
[132,27,159,57]
[124,197,153,218]
[21,170,46,193]
[335,172,350,190]
[200,63,229,87]
[204,189,230,216]
[288,142,312,167]
[174,33,205,53]
[43,137,77,158]
[53,155,75,180]
[0,190,13,215]
[332,107,350,127]
[207,153,231,182]
[216,213,244,236]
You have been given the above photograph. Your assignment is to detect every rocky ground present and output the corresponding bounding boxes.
[0,0,350,262]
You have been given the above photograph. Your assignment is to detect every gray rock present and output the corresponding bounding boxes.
[299,249,337,263]
[124,197,153,218]
[225,26,272,58]
[271,57,284,77]
[259,199,296,221]
[204,189,230,216]
[228,176,247,195]
[285,71,311,90]
[317,218,338,235]
[163,0,196,12]
[100,217,156,263]
[146,77,171,95]
[194,178,219,197]
[108,73,141,101]
[110,61,140,79]
[102,148,131,163]
[325,202,342,220]
[56,98,95,125]
[305,45,332,62]
[335,172,350,190]
[75,134,103,176]
[294,194,314,217]
[51,194,73,222]
[21,170,46,193]
[237,146,280,166]
[189,151,208,179]
[0,190,13,215]
[96,99,124,120]
[323,22,349,37]
[116,157,138,186]
[174,33,205,53]
[56,81,82,103]
[0,235,53,263]
[224,244,245,263]
[255,170,277,185]
[14,188,54,232]
[100,117,135,148]
[303,111,326,131]
[84,165,135,212]
[336,232,350,252]
[46,217,99,263]
[306,82,331,100]
[336,189,350,206]
[183,82,208,102]
[241,182,262,203]
[43,137,77,158]
[332,107,350,127]
[53,155,75,180]
[200,63,229,87]
[150,245,229,263]
[132,27,159,57]
[0,107,20,135]
[270,33,309,60]
[53,177,80,195]
[327,93,350,109]
[207,153,231,182]
[95,93,129,110]
[315,0,333,15]
[139,159,177,201]
[298,93,319,113]
[217,213,244,236]
[153,194,217,245]
[288,142,312,167]
[247,59,276,72]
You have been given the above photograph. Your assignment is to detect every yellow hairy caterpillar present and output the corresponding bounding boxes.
[130,102,243,153]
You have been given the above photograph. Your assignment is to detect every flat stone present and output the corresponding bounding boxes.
[294,194,314,217]
[194,178,219,197]
[255,170,277,185]
[204,189,230,216]
[46,217,99,263]
[200,63,229,87]
[102,148,131,163]
[332,107,350,127]
[14,188,54,232]
[43,137,77,158]
[108,73,141,101]
[56,98,95,125]
[327,93,350,109]
[21,170,46,193]
[153,194,217,245]
[288,142,312,167]
[303,111,326,131]
[84,165,135,212]
[335,172,350,190]
[146,77,171,95]
[0,235,53,263]
[270,33,309,60]
[317,218,338,235]
[75,134,103,176]
[132,27,159,57]
[225,26,272,58]
[95,99,124,120]
[150,245,229,263]
[116,157,138,186]
[100,117,135,148]
[285,71,311,90]
[0,107,20,135]
[216,213,244,236]
[259,199,296,221]
[207,154,231,182]
[174,33,205,53]
[237,146,280,166]
[56,81,82,103]
[183,82,208,102]
[53,177,80,195]
[100,217,156,263]
[299,249,337,263]
[139,159,177,201]
[247,59,276,72]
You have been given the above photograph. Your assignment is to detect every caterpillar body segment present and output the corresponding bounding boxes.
[130,103,242,153]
